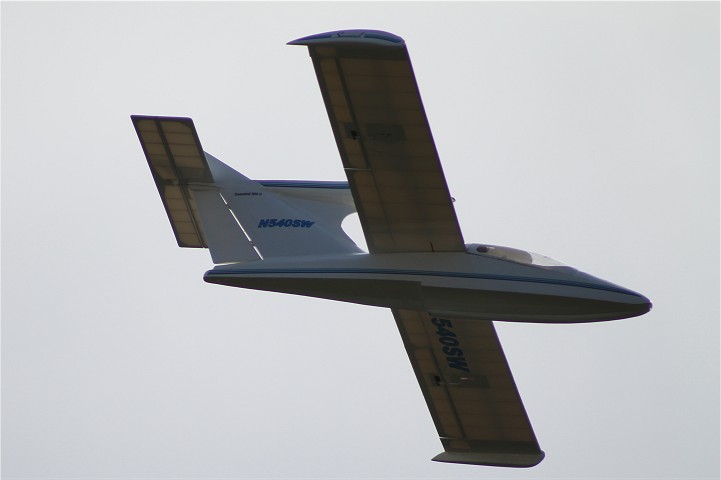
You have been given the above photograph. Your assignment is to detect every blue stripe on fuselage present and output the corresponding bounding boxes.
[258,180,349,189]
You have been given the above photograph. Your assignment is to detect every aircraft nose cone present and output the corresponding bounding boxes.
[556,268,653,321]
[627,293,652,318]
[600,284,652,320]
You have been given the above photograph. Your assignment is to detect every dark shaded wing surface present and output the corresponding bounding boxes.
[393,309,544,467]
[290,30,464,253]
[132,115,213,248]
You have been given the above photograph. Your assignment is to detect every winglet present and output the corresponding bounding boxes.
[288,29,405,47]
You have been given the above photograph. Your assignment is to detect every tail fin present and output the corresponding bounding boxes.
[133,115,361,263]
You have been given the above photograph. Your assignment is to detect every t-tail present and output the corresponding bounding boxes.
[132,115,362,263]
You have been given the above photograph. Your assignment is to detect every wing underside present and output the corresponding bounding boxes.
[393,309,544,467]
[132,115,212,248]
[290,31,464,253]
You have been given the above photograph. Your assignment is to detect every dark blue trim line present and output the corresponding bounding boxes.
[205,267,641,297]
[258,180,349,189]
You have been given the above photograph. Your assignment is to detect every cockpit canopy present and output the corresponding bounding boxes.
[466,243,569,268]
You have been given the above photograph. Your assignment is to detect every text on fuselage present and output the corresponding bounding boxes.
[257,218,315,228]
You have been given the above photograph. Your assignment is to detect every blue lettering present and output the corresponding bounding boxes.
[442,346,463,357]
[257,218,316,229]
[439,336,459,347]
[432,317,471,373]
[437,326,456,337]
[447,357,470,373]
[432,317,452,327]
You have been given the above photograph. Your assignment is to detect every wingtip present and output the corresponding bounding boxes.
[287,29,405,47]
[131,114,195,124]
[432,450,545,468]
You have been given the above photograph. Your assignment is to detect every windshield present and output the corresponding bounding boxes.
[466,243,568,267]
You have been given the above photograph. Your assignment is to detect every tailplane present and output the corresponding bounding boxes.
[132,115,361,263]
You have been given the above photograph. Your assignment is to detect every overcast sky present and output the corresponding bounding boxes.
[2,2,719,479]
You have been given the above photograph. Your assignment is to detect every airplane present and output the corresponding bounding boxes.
[132,29,652,468]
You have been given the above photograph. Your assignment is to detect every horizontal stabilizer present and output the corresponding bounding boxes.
[133,115,260,263]
[132,115,211,248]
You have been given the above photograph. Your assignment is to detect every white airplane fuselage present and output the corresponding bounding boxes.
[205,245,651,323]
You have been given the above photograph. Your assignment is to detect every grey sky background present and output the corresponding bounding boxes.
[2,2,719,479]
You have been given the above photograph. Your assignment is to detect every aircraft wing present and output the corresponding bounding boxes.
[393,309,545,467]
[290,30,465,253]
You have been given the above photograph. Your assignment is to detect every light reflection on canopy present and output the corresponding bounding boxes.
[466,243,568,268]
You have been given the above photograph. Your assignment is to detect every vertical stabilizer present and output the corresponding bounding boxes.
[190,187,260,263]
[204,153,362,258]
